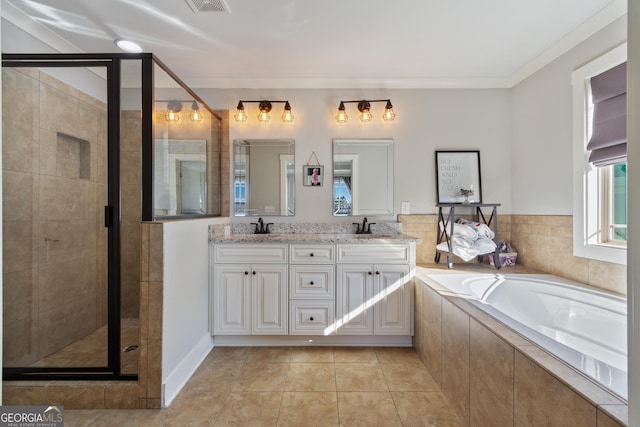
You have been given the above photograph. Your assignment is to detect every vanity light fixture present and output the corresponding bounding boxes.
[159,100,208,123]
[335,99,395,123]
[234,100,295,124]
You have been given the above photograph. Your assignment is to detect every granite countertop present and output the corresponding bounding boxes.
[209,233,421,244]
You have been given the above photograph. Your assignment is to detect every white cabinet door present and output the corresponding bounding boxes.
[213,264,251,335]
[373,264,411,335]
[336,264,373,335]
[252,264,288,335]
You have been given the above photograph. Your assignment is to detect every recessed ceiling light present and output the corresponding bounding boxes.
[115,39,143,53]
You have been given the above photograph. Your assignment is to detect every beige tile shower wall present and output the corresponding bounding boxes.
[2,68,108,365]
[121,110,143,318]
[399,214,625,294]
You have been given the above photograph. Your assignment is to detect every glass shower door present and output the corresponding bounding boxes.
[2,61,121,377]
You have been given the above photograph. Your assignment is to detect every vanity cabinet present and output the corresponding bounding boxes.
[212,244,288,335]
[289,244,336,335]
[336,244,412,336]
[210,239,415,342]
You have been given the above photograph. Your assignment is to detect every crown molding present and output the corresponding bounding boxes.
[183,76,512,90]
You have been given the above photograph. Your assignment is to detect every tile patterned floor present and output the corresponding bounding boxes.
[64,346,463,426]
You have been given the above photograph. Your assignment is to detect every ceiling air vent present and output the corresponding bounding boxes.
[185,0,229,13]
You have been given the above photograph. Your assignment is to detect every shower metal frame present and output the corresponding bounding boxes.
[1,52,220,381]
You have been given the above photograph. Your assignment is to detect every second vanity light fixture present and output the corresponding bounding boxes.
[163,100,205,123]
[234,100,295,124]
[335,99,395,123]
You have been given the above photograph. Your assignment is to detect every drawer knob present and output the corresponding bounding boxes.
[368,271,372,275]
[310,281,315,285]
[375,271,380,275]
[252,271,257,275]
[244,271,249,275]
[309,316,314,321]
[310,252,314,257]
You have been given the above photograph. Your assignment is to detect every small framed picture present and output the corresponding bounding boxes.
[435,150,482,204]
[303,165,324,187]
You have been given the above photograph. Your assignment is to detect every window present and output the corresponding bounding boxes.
[603,162,627,243]
[333,177,352,215]
[572,44,627,265]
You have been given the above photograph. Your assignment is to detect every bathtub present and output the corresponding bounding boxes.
[423,273,627,400]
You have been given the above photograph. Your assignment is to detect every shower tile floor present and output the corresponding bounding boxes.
[64,346,463,426]
[29,318,140,374]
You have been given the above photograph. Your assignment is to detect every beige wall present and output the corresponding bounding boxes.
[400,213,626,295]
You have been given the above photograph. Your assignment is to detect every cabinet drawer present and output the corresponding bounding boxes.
[289,301,335,335]
[214,244,288,263]
[337,244,410,264]
[290,266,335,299]
[290,244,335,264]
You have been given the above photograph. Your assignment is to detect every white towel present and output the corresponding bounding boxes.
[456,218,495,239]
[439,221,478,239]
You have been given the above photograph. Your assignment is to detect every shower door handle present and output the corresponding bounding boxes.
[104,205,114,228]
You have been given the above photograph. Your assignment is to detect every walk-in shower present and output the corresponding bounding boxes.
[2,53,222,380]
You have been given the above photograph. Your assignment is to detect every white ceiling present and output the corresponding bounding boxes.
[1,0,627,89]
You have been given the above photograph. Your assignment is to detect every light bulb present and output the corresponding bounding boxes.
[359,108,372,123]
[281,101,294,124]
[190,101,204,122]
[234,101,248,123]
[357,100,372,123]
[335,102,348,123]
[257,100,272,124]
[257,109,271,123]
[165,110,180,122]
[382,101,395,122]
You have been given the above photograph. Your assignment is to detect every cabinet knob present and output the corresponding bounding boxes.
[244,271,249,275]
[375,271,380,275]
[252,271,257,275]
[310,281,315,285]
[310,252,314,257]
[368,271,372,275]
[309,316,314,321]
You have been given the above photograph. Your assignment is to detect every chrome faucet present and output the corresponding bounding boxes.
[251,217,273,234]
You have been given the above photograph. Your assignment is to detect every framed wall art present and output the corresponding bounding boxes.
[435,150,482,204]
[303,165,324,187]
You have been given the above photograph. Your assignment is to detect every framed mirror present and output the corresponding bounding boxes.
[333,139,394,216]
[234,139,295,216]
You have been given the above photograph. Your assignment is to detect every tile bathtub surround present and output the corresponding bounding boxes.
[62,346,465,426]
[399,214,626,295]
[414,272,629,427]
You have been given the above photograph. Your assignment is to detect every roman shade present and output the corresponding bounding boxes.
[587,62,627,167]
